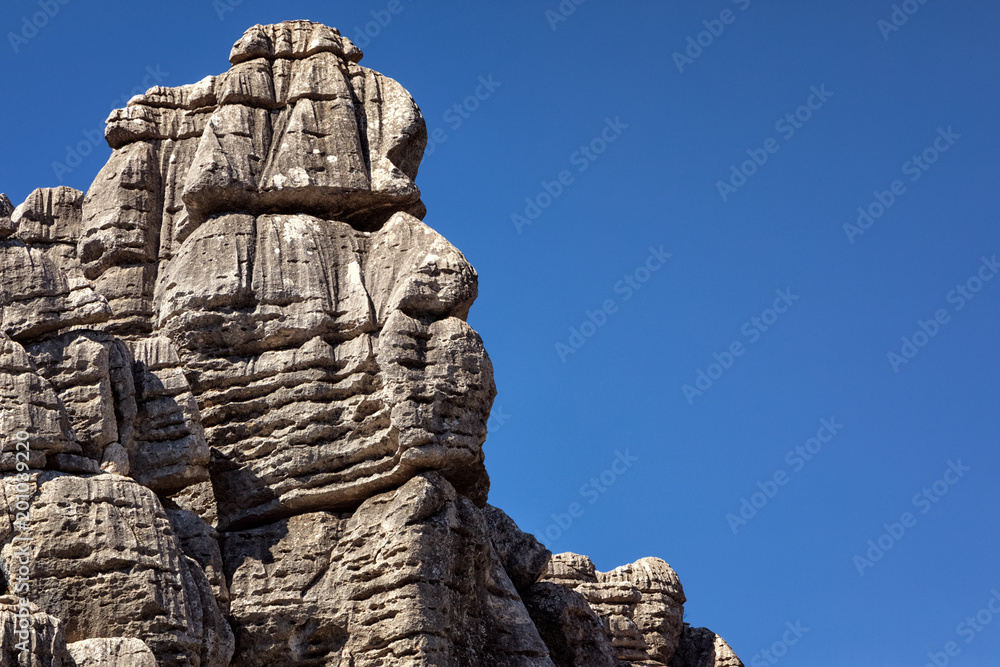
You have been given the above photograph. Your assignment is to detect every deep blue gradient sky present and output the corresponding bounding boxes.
[2,1,998,663]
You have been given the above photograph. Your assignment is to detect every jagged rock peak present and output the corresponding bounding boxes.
[0,20,743,667]
[228,20,364,65]
[0,194,14,238]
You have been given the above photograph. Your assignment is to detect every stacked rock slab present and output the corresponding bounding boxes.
[0,21,743,666]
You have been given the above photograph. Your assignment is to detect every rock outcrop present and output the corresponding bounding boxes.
[0,20,742,666]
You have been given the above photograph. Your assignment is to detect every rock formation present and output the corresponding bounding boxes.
[0,21,742,666]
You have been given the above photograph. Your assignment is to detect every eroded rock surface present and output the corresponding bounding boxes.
[222,473,550,666]
[670,626,744,667]
[0,473,233,667]
[534,553,687,666]
[66,639,157,667]
[0,597,72,667]
[0,20,742,667]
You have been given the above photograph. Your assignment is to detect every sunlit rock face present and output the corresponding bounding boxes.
[0,20,742,667]
[68,20,493,530]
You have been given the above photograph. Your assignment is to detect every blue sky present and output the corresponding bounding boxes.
[2,0,998,663]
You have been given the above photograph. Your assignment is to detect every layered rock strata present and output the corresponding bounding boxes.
[0,20,742,667]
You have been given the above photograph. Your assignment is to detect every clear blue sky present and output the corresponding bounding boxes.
[2,1,998,663]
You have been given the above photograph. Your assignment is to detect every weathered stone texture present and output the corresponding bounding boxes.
[222,473,551,666]
[0,474,233,667]
[0,597,73,667]
[670,626,744,667]
[0,20,741,667]
[66,638,157,667]
[536,553,690,666]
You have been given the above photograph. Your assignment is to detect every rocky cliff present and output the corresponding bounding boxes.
[0,21,742,667]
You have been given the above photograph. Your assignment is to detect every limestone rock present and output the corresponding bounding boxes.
[128,336,211,494]
[0,195,14,239]
[222,473,551,666]
[539,553,687,666]
[12,187,85,249]
[66,639,157,667]
[78,142,163,335]
[0,333,80,472]
[155,210,493,530]
[523,583,622,667]
[166,507,230,613]
[670,627,744,667]
[25,332,137,463]
[227,22,363,65]
[483,504,552,594]
[0,597,73,667]
[95,18,424,244]
[0,473,233,667]
[73,43,489,524]
[0,20,742,667]
[0,236,110,343]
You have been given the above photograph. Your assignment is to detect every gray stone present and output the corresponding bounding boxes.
[0,20,743,667]
[0,473,233,667]
[222,473,552,666]
[539,553,689,666]
[670,626,744,667]
[0,597,73,667]
[66,638,156,667]
[483,504,552,594]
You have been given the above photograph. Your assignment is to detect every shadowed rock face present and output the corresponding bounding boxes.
[0,20,742,667]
